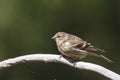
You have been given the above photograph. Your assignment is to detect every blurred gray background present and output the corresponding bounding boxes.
[0,0,120,80]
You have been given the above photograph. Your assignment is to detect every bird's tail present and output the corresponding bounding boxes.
[99,55,113,63]
[89,52,113,63]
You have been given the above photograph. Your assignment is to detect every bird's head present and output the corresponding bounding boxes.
[52,32,66,40]
[52,32,69,45]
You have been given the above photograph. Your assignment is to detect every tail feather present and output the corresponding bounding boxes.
[88,52,113,63]
[99,55,113,63]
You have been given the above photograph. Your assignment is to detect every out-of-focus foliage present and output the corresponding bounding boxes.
[0,0,120,80]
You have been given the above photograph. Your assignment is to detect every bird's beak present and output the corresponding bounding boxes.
[51,36,56,39]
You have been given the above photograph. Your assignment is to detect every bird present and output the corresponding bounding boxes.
[52,32,112,63]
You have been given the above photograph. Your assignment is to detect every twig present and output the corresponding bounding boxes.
[0,54,119,80]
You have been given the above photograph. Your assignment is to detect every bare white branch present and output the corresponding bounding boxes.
[0,54,119,80]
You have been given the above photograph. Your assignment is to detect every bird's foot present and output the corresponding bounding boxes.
[61,55,79,67]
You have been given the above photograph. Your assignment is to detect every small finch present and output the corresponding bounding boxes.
[52,32,112,63]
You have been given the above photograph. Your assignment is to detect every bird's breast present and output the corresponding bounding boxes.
[60,42,72,51]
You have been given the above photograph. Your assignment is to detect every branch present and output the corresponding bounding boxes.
[0,54,119,80]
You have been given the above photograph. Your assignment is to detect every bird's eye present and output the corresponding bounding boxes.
[57,36,61,38]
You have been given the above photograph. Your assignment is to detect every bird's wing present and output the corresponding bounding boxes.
[84,43,105,54]
[68,35,105,54]
[72,39,105,54]
[68,35,85,47]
